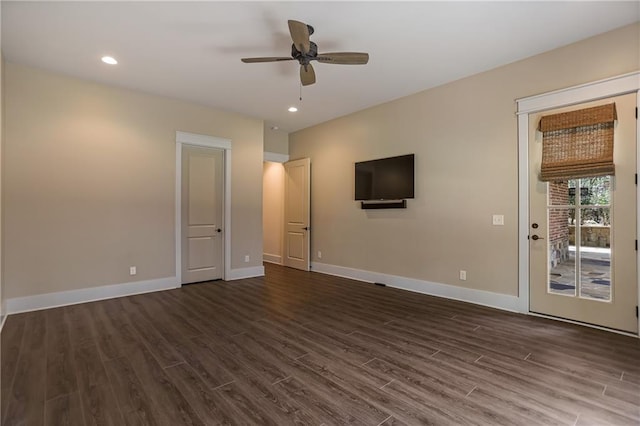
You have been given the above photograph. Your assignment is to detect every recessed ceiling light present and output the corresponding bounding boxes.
[288,107,298,112]
[270,125,279,131]
[101,56,118,65]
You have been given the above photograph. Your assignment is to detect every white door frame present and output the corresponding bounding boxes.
[176,131,232,285]
[516,71,640,334]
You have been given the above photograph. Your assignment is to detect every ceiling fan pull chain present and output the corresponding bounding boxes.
[299,81,302,101]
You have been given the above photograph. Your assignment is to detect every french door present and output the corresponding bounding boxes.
[528,93,638,333]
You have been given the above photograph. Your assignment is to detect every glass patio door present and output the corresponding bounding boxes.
[528,93,638,333]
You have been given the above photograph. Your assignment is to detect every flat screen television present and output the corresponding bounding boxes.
[355,154,415,201]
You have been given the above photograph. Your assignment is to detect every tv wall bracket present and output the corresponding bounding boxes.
[361,200,407,209]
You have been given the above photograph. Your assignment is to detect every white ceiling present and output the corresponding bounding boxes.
[2,1,639,133]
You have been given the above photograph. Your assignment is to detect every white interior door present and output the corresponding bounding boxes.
[182,145,224,284]
[529,93,638,333]
[283,158,310,271]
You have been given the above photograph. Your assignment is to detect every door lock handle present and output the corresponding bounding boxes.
[530,234,544,241]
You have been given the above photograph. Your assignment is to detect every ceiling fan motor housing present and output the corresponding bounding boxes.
[291,41,318,63]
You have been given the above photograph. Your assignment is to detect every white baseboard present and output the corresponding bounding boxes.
[311,262,523,313]
[263,253,282,264]
[226,265,265,281]
[6,276,179,315]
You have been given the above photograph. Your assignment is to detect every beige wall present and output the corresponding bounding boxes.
[289,23,640,297]
[264,124,289,155]
[4,63,264,299]
[0,52,4,317]
[263,162,284,263]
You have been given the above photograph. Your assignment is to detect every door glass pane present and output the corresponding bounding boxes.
[579,207,611,301]
[567,180,578,206]
[548,207,576,296]
[579,176,611,206]
[547,177,612,300]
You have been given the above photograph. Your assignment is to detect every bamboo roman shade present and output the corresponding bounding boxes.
[539,103,617,181]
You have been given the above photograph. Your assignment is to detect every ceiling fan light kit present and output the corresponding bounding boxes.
[241,20,369,86]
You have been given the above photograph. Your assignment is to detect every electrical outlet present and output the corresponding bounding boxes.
[129,266,137,276]
[244,255,250,263]
[492,214,505,226]
[317,250,322,259]
[459,270,467,281]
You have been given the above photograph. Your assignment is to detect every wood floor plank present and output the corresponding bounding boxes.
[466,386,575,426]
[227,332,298,383]
[284,360,392,425]
[243,325,308,360]
[164,362,243,425]
[2,263,639,425]
[379,415,408,426]
[474,354,640,424]
[103,355,162,425]
[215,382,279,426]
[230,373,320,425]
[603,379,640,406]
[78,384,125,426]
[1,313,27,423]
[426,348,587,423]
[45,308,78,401]
[73,344,109,389]
[3,311,47,426]
[65,303,97,348]
[117,297,185,368]
[123,343,204,425]
[44,393,83,426]
[72,343,124,425]
[475,352,606,396]
[88,301,138,361]
[527,348,625,382]
[171,337,236,390]
[260,317,374,365]
[622,371,640,385]
[275,376,369,425]
[147,292,205,338]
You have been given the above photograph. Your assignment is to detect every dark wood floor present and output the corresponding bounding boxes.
[2,263,639,425]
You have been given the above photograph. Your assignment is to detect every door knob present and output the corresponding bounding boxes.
[302,226,309,231]
[531,223,539,229]
[530,234,544,240]
[216,228,222,233]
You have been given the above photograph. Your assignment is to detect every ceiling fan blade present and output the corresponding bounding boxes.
[241,57,294,63]
[288,20,311,54]
[300,63,316,86]
[316,52,369,65]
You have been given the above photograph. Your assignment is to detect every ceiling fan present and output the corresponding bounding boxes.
[241,20,369,86]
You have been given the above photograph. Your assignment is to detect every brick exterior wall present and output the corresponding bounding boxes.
[548,182,570,267]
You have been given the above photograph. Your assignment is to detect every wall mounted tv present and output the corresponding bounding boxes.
[355,154,415,201]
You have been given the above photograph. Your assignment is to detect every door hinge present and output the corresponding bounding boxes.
[636,306,638,318]
[636,107,638,119]
[636,173,638,185]
[636,240,638,251]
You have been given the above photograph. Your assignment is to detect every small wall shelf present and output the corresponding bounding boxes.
[361,200,407,209]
